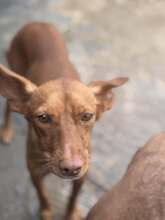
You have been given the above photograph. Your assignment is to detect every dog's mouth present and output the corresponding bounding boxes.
[58,174,82,180]
[45,157,89,180]
[51,167,88,180]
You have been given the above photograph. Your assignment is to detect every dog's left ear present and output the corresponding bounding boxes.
[88,77,128,118]
[0,64,37,113]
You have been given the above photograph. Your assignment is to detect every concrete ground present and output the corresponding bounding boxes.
[0,0,165,219]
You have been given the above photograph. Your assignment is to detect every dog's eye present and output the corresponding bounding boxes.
[37,114,52,124]
[81,112,94,122]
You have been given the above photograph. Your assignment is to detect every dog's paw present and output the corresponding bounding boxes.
[0,127,13,144]
[66,208,82,220]
[41,209,54,220]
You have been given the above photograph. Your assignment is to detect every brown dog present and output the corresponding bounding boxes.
[86,132,165,220]
[0,22,128,220]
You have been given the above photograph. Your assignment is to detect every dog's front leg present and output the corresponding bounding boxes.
[65,176,85,220]
[0,100,13,144]
[31,174,53,220]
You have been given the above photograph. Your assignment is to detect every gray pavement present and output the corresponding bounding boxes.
[0,0,165,219]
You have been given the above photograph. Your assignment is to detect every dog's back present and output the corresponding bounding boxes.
[7,22,79,85]
[86,132,165,220]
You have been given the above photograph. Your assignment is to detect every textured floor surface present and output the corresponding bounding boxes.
[0,0,165,219]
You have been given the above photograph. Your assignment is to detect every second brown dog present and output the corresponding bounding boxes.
[86,133,165,220]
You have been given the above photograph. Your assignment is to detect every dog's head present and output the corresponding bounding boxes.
[0,65,128,179]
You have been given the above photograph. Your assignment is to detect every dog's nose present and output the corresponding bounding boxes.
[59,159,83,177]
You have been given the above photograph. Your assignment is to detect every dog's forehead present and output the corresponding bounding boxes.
[31,79,96,113]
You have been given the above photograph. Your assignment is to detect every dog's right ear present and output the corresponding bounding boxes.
[88,77,128,119]
[0,64,37,113]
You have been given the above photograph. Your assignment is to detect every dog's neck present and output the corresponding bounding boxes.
[27,58,80,85]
